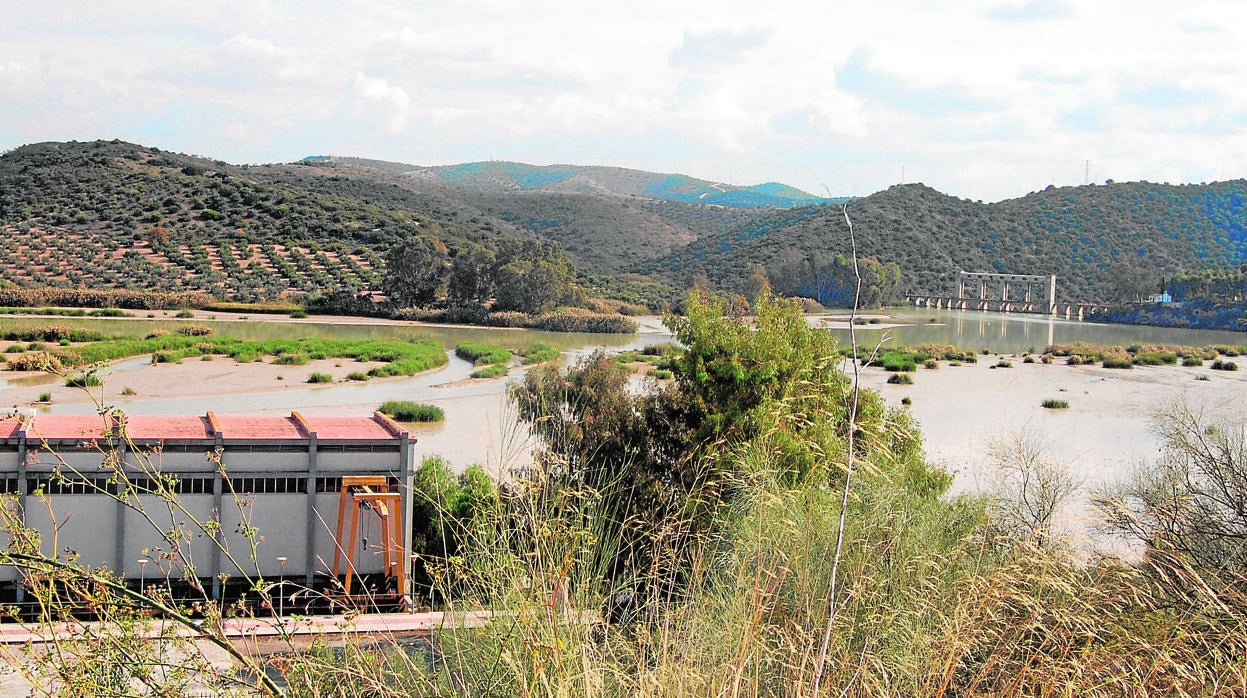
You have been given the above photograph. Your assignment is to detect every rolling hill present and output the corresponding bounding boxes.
[2,140,1247,311]
[651,181,1247,304]
[319,157,827,208]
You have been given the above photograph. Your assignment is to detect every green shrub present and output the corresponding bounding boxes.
[887,373,914,384]
[177,325,213,336]
[1102,356,1134,369]
[174,309,194,319]
[204,300,302,315]
[923,359,939,369]
[37,392,51,403]
[4,352,62,371]
[120,387,136,396]
[471,364,509,379]
[345,371,370,381]
[877,351,917,372]
[306,372,333,383]
[642,342,680,356]
[532,309,637,334]
[1132,351,1177,366]
[272,353,310,366]
[1182,357,1204,367]
[289,310,308,319]
[455,342,512,366]
[520,343,560,365]
[151,351,178,364]
[231,350,261,363]
[1211,359,1239,371]
[993,360,1013,369]
[1042,398,1070,409]
[901,396,913,405]
[649,368,674,379]
[378,400,444,422]
[65,372,101,388]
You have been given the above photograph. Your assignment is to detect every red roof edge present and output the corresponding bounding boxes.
[205,411,222,437]
[291,411,314,438]
[371,412,411,439]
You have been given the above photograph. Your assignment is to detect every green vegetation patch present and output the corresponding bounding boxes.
[203,300,302,315]
[519,343,560,365]
[455,342,512,366]
[378,400,444,422]
[470,364,509,379]
[1042,398,1071,409]
[14,334,449,378]
[2,326,106,343]
[878,351,918,372]
[1132,351,1178,366]
[271,353,310,366]
[65,372,101,388]
[4,352,62,371]
[306,372,333,384]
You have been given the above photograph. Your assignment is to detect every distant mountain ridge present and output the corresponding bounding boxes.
[308,157,826,208]
[2,141,1247,310]
[651,181,1247,304]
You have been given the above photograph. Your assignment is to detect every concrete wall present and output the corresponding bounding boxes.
[26,496,119,571]
[122,496,217,578]
[0,426,410,597]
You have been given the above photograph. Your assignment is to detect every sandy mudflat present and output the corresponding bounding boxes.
[854,353,1247,546]
[1,355,391,410]
[856,354,1247,483]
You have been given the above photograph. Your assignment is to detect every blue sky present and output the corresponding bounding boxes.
[1,1,1244,201]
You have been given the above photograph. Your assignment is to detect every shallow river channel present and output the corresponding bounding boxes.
[4,308,1246,546]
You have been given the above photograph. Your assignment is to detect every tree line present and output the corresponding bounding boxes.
[383,232,578,315]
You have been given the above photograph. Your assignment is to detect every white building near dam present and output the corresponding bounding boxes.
[0,411,416,610]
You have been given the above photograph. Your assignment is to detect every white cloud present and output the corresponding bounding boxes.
[354,73,412,134]
[0,1,1245,199]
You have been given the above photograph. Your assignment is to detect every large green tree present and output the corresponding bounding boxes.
[510,289,945,588]
[446,243,497,306]
[491,240,576,314]
[382,234,450,307]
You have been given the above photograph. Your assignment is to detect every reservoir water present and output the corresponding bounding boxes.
[4,308,1246,546]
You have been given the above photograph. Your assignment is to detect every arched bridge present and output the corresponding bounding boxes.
[906,272,1103,319]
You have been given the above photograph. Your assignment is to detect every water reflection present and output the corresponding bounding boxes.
[829,307,1247,353]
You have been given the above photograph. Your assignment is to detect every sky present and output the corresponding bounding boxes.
[2,1,1245,202]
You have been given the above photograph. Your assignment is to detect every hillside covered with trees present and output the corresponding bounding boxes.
[3,140,1247,312]
[654,181,1247,304]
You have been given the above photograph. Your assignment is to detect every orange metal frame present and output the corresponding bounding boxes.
[332,475,405,600]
